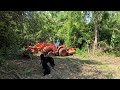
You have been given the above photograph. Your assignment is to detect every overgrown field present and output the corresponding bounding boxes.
[0,51,120,79]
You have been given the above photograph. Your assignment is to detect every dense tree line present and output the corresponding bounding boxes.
[0,11,120,61]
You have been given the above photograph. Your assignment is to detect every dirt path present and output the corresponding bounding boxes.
[0,55,120,79]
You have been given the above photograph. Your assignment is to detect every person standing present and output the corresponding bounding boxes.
[55,40,60,49]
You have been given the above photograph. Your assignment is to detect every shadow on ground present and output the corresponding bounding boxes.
[0,55,113,79]
[53,56,112,79]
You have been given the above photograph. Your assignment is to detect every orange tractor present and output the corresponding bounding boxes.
[26,43,76,57]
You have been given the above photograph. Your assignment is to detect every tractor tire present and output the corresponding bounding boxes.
[57,45,65,53]
[59,48,68,56]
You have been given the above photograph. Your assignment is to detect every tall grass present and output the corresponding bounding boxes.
[75,48,89,59]
[75,48,118,59]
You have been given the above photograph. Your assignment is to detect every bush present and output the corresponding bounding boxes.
[0,51,6,66]
[75,48,89,58]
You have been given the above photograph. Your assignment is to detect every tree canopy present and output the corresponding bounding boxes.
[0,11,120,59]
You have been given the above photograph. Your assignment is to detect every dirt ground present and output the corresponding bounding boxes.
[0,55,120,79]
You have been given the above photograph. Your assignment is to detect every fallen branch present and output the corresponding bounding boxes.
[0,70,22,79]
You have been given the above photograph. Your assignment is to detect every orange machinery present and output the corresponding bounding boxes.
[26,43,76,57]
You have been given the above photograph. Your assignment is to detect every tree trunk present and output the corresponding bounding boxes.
[93,24,98,54]
[93,12,99,54]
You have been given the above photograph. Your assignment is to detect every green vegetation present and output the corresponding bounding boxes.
[0,11,120,79]
[0,11,120,58]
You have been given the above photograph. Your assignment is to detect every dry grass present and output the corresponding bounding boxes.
[0,53,120,79]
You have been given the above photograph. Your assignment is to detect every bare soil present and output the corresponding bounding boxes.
[0,55,120,79]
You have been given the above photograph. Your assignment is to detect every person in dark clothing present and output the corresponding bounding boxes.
[40,54,55,68]
[40,54,55,76]
[42,61,51,76]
